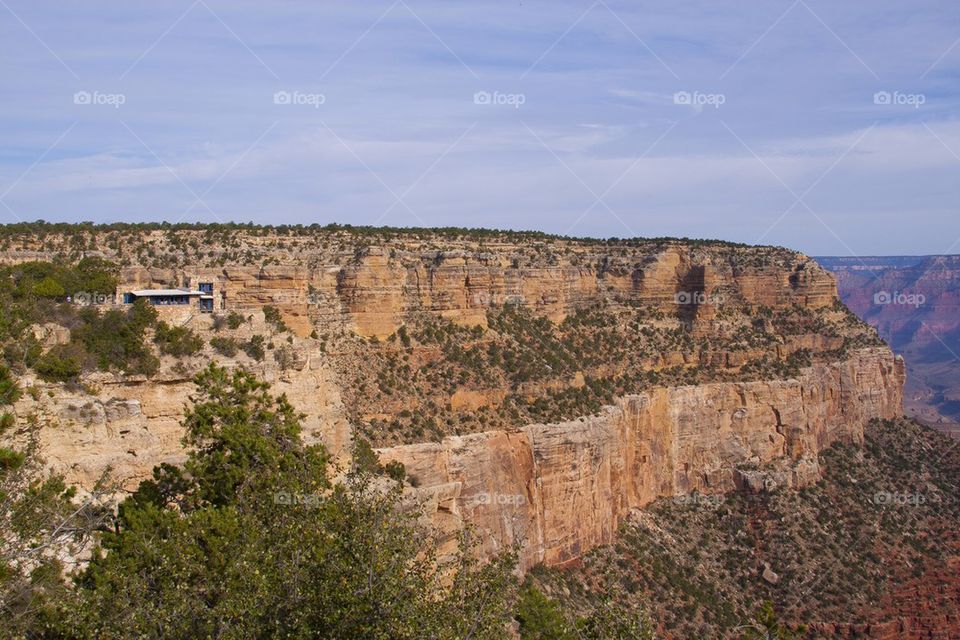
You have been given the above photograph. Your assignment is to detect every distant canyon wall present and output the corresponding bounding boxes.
[818,254,960,430]
[378,347,904,569]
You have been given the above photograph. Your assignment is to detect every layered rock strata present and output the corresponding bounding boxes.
[10,240,837,338]
[378,347,903,569]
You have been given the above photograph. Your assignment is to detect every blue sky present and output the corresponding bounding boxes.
[1,0,959,255]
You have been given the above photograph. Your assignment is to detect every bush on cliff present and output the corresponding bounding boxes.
[515,579,655,640]
[70,300,160,376]
[516,584,575,639]
[209,336,239,357]
[33,347,83,382]
[0,364,18,406]
[2,258,118,301]
[242,334,265,361]
[153,321,203,357]
[0,423,113,637]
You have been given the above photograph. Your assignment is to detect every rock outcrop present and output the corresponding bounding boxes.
[12,346,353,491]
[379,347,903,569]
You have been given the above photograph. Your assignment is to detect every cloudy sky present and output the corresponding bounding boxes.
[1,1,959,255]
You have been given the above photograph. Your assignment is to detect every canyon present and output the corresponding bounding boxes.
[3,226,904,572]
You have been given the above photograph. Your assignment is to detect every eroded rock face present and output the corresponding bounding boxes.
[12,347,353,491]
[378,347,904,569]
[96,243,837,339]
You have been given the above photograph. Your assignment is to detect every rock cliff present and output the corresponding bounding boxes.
[10,343,352,491]
[378,347,903,569]
[2,229,837,338]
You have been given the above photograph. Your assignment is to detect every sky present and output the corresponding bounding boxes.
[1,0,959,255]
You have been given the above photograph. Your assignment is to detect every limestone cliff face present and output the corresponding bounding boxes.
[327,245,835,336]
[12,345,352,491]
[103,243,836,338]
[378,347,904,569]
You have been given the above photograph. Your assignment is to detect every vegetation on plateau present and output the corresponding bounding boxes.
[334,302,881,446]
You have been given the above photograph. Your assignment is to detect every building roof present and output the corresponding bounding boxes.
[130,288,203,297]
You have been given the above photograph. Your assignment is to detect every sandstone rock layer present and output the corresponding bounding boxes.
[379,347,904,569]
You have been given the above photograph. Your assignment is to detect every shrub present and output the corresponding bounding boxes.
[5,258,117,301]
[32,276,66,298]
[34,349,82,382]
[273,345,295,370]
[0,446,25,472]
[515,584,574,639]
[262,306,288,333]
[70,300,159,376]
[0,364,19,405]
[0,412,13,434]
[226,311,245,330]
[384,460,406,483]
[210,337,239,357]
[153,321,204,357]
[243,335,265,361]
